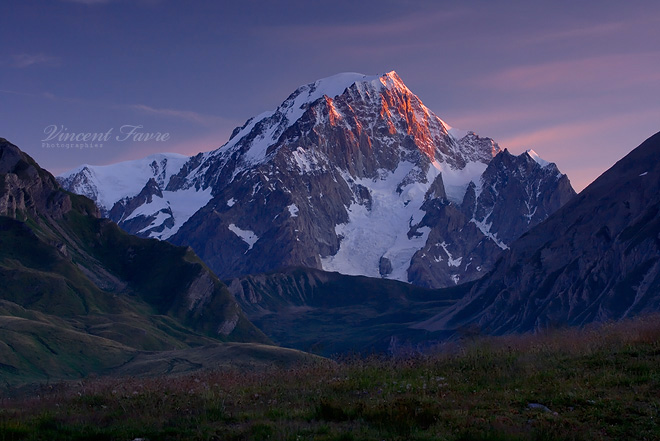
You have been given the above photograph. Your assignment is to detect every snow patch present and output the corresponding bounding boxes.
[138,211,171,234]
[288,204,299,217]
[292,147,325,173]
[227,198,236,207]
[157,187,214,240]
[448,126,468,140]
[124,195,169,222]
[439,242,463,267]
[431,160,488,204]
[228,224,259,250]
[526,149,550,168]
[470,215,509,250]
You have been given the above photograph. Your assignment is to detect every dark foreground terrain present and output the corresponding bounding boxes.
[2,316,659,441]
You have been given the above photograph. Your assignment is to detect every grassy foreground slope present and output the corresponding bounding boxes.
[2,316,659,441]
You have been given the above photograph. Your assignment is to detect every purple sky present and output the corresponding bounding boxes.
[1,0,659,192]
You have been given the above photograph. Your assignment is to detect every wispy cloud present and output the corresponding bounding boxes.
[0,89,74,105]
[60,0,115,4]
[128,104,227,126]
[159,130,236,156]
[444,107,561,133]
[106,128,237,165]
[469,52,660,91]
[11,53,61,68]
[0,89,40,97]
[256,8,466,53]
[1,88,226,128]
[523,21,626,44]
[500,120,613,153]
[60,0,163,4]
[496,108,660,192]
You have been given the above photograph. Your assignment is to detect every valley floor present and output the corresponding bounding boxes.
[2,316,660,441]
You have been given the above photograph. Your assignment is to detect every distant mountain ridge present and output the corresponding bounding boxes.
[225,266,463,355]
[59,71,575,288]
[416,131,660,334]
[57,153,207,239]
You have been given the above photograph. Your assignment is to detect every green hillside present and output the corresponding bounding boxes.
[0,138,308,385]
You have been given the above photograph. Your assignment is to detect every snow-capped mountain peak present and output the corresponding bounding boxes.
[212,71,410,166]
[59,71,575,288]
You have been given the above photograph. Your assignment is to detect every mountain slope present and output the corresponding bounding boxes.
[60,72,575,288]
[416,131,660,334]
[0,138,301,384]
[226,267,464,355]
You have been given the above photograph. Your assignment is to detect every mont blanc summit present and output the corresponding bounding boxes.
[60,72,575,288]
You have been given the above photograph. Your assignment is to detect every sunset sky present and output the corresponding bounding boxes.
[1,0,659,191]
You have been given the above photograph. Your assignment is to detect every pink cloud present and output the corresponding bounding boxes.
[257,8,466,44]
[522,21,626,44]
[500,109,659,154]
[525,10,660,45]
[443,107,561,133]
[497,109,660,191]
[165,130,235,156]
[61,0,113,3]
[471,52,660,90]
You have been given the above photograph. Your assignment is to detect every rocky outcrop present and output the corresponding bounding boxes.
[0,138,74,219]
[186,270,216,312]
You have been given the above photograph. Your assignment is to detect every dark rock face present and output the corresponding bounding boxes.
[379,257,393,276]
[59,73,575,288]
[0,138,75,219]
[466,150,576,244]
[417,131,660,333]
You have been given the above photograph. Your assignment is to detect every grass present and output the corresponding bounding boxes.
[2,316,660,440]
